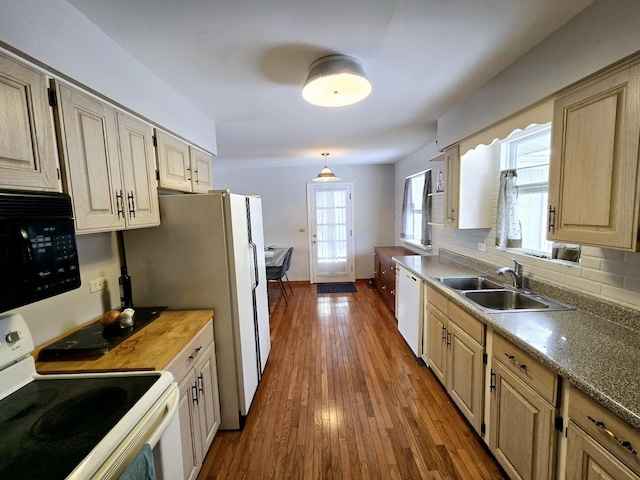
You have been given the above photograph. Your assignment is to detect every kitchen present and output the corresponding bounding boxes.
[1,0,640,478]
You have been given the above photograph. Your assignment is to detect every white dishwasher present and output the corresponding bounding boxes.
[396,265,424,356]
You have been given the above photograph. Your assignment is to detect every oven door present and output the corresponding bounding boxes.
[79,382,181,480]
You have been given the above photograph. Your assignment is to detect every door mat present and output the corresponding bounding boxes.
[317,283,357,294]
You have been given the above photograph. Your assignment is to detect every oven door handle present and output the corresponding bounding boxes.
[147,386,180,448]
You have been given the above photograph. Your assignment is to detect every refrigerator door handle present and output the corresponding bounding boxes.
[249,241,259,289]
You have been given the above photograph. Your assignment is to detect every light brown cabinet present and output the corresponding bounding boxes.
[166,320,221,480]
[442,144,493,229]
[155,130,213,193]
[566,387,640,480]
[53,82,159,233]
[0,52,59,192]
[425,287,485,433]
[373,247,415,314]
[548,59,640,250]
[488,334,557,480]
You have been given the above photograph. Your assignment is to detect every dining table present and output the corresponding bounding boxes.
[264,247,288,268]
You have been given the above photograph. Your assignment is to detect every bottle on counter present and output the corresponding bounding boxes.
[119,266,133,309]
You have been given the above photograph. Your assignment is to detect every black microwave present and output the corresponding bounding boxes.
[0,189,81,313]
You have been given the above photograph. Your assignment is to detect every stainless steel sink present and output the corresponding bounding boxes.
[462,289,573,313]
[435,276,504,290]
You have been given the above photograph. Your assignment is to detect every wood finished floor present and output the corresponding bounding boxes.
[198,280,507,480]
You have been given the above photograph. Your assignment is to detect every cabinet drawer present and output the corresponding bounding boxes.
[427,286,449,316]
[164,319,214,385]
[569,387,640,475]
[492,334,557,405]
[449,302,484,346]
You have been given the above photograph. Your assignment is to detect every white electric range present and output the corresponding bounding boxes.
[0,313,182,479]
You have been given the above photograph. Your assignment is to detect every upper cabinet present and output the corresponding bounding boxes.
[443,144,493,229]
[0,52,59,192]
[53,81,159,233]
[156,130,213,193]
[548,59,640,251]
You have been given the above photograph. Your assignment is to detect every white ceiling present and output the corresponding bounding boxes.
[66,0,593,169]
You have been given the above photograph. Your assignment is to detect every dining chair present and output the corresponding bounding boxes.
[266,247,293,305]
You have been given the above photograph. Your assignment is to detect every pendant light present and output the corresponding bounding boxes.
[302,54,372,108]
[313,153,341,182]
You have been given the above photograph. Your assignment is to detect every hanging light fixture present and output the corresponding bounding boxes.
[302,54,372,107]
[313,153,341,182]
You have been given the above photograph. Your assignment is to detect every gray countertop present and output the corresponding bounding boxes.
[393,253,640,431]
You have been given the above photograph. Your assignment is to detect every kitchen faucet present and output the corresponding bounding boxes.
[496,258,524,289]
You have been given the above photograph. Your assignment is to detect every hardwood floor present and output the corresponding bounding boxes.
[198,280,507,479]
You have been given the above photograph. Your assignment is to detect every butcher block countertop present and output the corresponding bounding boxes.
[34,309,214,374]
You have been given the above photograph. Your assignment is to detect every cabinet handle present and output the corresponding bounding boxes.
[390,290,395,296]
[587,416,638,455]
[548,206,556,233]
[382,284,386,290]
[198,373,205,394]
[441,325,447,341]
[116,190,125,220]
[382,270,386,276]
[186,165,192,181]
[450,208,456,221]
[188,345,203,362]
[505,353,527,371]
[192,383,199,405]
[446,330,451,348]
[194,168,199,185]
[489,369,496,391]
[127,191,136,218]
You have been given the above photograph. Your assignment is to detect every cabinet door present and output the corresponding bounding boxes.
[55,83,124,232]
[116,112,160,228]
[0,53,59,191]
[156,130,192,192]
[566,422,639,480]
[489,360,556,480]
[447,321,484,433]
[194,342,221,454]
[548,63,640,250]
[178,370,201,480]
[426,303,447,385]
[444,144,459,227]
[189,146,213,193]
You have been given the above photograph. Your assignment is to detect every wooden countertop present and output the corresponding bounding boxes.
[34,309,213,374]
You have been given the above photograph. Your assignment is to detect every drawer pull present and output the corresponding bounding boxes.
[489,369,496,391]
[441,325,447,341]
[446,331,451,348]
[588,416,638,455]
[188,346,203,362]
[505,353,527,371]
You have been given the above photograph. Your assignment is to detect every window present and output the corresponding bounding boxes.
[500,124,553,256]
[401,170,432,248]
[499,123,580,262]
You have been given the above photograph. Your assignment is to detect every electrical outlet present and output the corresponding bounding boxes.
[478,242,487,252]
[90,277,107,293]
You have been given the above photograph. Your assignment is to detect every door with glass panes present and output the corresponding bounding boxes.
[306,183,355,283]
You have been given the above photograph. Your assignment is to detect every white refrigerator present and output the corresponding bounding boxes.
[123,190,270,430]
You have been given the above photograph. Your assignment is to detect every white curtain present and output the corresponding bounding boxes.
[421,171,432,246]
[496,169,522,248]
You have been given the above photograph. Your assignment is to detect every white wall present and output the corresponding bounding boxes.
[438,0,640,148]
[12,233,122,347]
[214,164,395,281]
[0,0,216,153]
[395,0,640,311]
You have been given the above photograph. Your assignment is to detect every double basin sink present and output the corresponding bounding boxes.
[434,276,573,313]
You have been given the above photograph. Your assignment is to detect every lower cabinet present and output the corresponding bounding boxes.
[425,287,485,433]
[566,387,640,480]
[488,334,557,480]
[373,246,416,314]
[166,320,221,480]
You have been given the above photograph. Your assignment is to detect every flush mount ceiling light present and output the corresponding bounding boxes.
[313,153,341,182]
[302,54,372,107]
